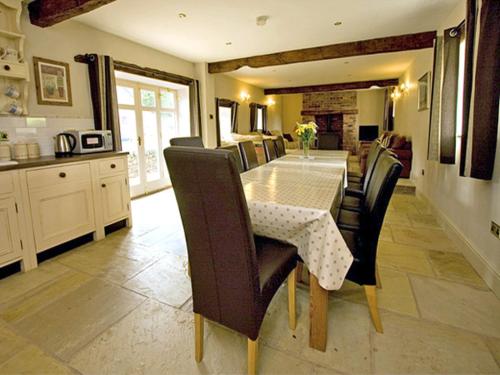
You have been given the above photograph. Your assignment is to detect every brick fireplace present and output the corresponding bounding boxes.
[301,91,359,152]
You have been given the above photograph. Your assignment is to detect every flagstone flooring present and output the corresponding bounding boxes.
[0,188,499,374]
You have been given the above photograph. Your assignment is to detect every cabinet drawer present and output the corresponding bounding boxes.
[27,163,91,190]
[98,157,126,176]
[0,172,14,194]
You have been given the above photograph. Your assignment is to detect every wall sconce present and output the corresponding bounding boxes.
[240,91,251,102]
[390,83,410,100]
[266,98,276,106]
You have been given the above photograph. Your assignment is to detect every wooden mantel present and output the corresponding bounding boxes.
[301,109,358,116]
[29,0,117,27]
[208,31,436,74]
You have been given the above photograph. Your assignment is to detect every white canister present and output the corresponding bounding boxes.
[27,143,40,159]
[14,143,28,160]
[0,143,10,161]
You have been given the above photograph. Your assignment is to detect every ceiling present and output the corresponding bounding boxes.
[75,0,461,88]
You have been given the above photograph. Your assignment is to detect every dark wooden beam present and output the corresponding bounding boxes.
[208,31,436,74]
[29,0,117,28]
[264,79,399,95]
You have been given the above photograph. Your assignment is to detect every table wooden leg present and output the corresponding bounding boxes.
[309,274,328,351]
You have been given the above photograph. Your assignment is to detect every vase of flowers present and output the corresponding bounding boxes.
[295,122,318,159]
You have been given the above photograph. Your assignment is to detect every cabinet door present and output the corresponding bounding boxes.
[0,197,22,265]
[29,181,95,252]
[100,175,129,225]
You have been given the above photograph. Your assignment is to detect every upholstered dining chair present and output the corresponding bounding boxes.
[164,146,298,375]
[238,141,260,171]
[348,141,382,185]
[218,144,244,173]
[262,139,278,163]
[273,136,286,157]
[342,142,385,211]
[337,151,402,333]
[170,136,204,148]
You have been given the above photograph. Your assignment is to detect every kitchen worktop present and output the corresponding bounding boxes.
[0,151,129,172]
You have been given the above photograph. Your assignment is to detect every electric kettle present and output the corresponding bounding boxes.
[54,133,76,157]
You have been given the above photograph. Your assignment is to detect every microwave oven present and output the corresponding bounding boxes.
[66,130,114,154]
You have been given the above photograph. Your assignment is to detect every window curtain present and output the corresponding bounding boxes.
[249,103,257,132]
[382,88,394,132]
[262,106,268,132]
[230,101,239,133]
[87,54,121,151]
[428,36,443,161]
[460,0,499,180]
[439,27,462,164]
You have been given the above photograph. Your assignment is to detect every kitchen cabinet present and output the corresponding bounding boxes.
[0,196,22,265]
[99,174,129,225]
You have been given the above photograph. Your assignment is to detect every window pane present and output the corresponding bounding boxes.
[117,86,134,105]
[141,89,156,107]
[118,109,140,186]
[142,111,160,181]
[160,90,175,109]
[161,112,177,149]
[257,108,263,131]
[218,106,232,141]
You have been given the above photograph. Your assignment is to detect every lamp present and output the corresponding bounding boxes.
[266,98,276,106]
[240,91,251,102]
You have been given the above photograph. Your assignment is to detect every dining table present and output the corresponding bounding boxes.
[240,150,353,352]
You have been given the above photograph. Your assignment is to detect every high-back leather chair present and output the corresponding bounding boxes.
[274,136,286,157]
[238,141,259,171]
[164,146,298,375]
[339,151,402,333]
[170,136,204,148]
[218,144,244,173]
[348,141,382,183]
[262,139,278,163]
[317,133,340,150]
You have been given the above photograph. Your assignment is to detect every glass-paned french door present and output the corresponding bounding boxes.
[117,80,179,197]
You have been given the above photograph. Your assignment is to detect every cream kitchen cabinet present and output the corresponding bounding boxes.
[0,152,131,272]
[0,171,25,268]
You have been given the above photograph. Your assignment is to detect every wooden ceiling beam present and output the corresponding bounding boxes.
[264,79,399,95]
[208,31,436,74]
[28,0,117,28]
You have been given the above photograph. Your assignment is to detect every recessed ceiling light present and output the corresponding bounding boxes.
[256,15,269,26]
[178,13,187,19]
[334,21,342,26]
[225,41,232,46]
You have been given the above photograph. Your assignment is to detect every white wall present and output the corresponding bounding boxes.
[394,0,500,295]
[357,89,386,131]
[281,93,303,136]
[213,74,282,134]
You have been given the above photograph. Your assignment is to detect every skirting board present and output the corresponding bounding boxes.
[417,192,500,299]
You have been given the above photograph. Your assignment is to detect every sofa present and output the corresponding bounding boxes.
[359,132,412,178]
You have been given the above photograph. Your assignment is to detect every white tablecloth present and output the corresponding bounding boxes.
[241,154,354,290]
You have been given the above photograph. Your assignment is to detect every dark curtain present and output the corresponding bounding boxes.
[87,54,121,151]
[428,36,443,161]
[461,0,499,179]
[231,101,239,133]
[440,27,461,164]
[262,106,268,132]
[249,103,257,132]
[382,88,394,132]
[189,80,202,137]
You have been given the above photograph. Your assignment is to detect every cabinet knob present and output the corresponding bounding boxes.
[110,163,116,169]
[101,183,106,188]
[59,172,66,178]
[3,65,10,71]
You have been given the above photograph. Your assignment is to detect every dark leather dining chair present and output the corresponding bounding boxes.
[262,139,278,163]
[238,141,260,171]
[317,133,340,150]
[342,142,385,211]
[218,144,244,173]
[348,141,382,185]
[170,136,204,148]
[337,151,402,333]
[164,146,298,375]
[274,136,286,157]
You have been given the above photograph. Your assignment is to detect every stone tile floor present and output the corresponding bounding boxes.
[0,188,499,374]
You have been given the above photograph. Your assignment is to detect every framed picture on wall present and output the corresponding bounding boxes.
[33,57,72,106]
[417,72,431,111]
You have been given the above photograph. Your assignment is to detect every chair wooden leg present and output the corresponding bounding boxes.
[247,338,258,375]
[194,313,204,362]
[375,264,382,289]
[288,267,297,330]
[364,285,383,333]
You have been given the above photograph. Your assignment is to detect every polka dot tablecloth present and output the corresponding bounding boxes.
[241,154,354,291]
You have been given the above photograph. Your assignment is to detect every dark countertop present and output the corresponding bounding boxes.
[0,151,129,172]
